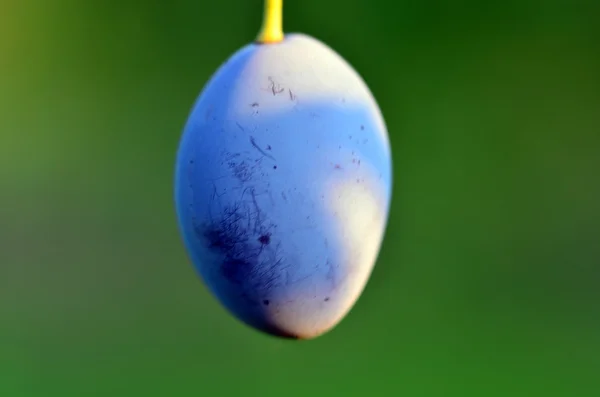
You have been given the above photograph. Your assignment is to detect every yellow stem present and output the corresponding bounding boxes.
[256,0,284,44]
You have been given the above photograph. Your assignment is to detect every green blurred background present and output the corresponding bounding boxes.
[1,0,599,396]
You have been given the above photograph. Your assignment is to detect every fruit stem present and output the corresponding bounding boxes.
[256,0,284,44]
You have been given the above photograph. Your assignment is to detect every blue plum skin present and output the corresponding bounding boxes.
[174,34,392,339]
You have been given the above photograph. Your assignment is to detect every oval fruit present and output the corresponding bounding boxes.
[174,2,392,340]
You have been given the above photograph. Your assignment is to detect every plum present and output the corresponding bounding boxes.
[174,0,392,339]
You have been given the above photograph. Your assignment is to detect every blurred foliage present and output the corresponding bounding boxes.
[1,0,599,396]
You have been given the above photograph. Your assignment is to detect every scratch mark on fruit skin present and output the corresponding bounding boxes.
[229,160,254,183]
[268,77,285,95]
[250,136,276,161]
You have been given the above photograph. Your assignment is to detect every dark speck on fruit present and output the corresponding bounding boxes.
[263,299,270,306]
[273,165,277,169]
[258,233,271,245]
[324,297,330,302]
[251,102,259,107]
[360,125,364,130]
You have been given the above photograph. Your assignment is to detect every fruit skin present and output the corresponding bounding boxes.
[174,33,392,339]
